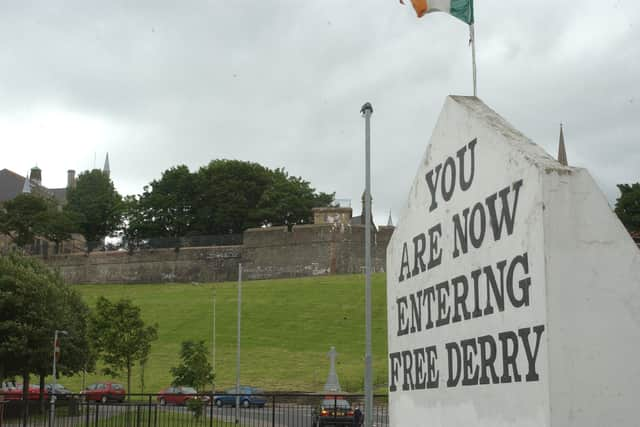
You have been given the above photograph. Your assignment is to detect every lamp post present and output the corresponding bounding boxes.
[360,102,373,427]
[235,264,242,424]
[50,330,68,427]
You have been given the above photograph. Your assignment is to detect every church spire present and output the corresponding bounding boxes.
[22,172,31,193]
[103,153,111,178]
[387,210,393,227]
[557,124,568,166]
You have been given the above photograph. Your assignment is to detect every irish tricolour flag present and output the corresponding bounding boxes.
[400,0,474,24]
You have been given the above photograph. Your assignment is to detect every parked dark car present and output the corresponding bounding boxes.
[312,396,355,427]
[157,386,209,406]
[213,386,266,408]
[45,384,72,399]
[81,382,126,403]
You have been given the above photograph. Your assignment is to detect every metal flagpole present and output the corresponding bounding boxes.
[360,102,373,427]
[235,264,242,424]
[470,23,477,97]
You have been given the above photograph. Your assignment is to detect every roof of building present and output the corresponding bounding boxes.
[0,168,63,204]
[0,169,26,202]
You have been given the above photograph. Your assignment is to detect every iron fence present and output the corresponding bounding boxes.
[0,393,388,427]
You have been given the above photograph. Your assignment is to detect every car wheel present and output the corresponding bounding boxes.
[100,395,108,404]
[159,398,166,406]
[241,399,250,408]
[215,399,223,408]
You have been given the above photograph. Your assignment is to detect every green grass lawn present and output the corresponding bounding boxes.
[56,273,388,394]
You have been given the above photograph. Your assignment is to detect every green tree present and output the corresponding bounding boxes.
[615,183,640,232]
[194,159,272,234]
[65,170,123,251]
[170,340,214,392]
[89,297,158,397]
[255,168,334,227]
[0,253,92,400]
[193,160,334,234]
[39,208,76,254]
[0,193,49,247]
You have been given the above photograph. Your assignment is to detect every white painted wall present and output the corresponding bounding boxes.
[386,96,640,427]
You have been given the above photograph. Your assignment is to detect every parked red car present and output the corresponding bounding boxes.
[0,384,48,401]
[81,382,126,403]
[156,386,209,406]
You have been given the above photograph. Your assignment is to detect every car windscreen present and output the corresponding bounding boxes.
[181,387,197,394]
[321,399,350,409]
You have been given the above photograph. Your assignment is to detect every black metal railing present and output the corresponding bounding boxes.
[0,393,388,427]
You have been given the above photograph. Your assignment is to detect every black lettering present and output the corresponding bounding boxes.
[398,242,411,282]
[441,157,456,202]
[413,348,427,390]
[458,138,477,191]
[461,338,479,386]
[396,297,409,336]
[411,233,427,277]
[519,325,545,382]
[402,350,414,391]
[389,352,402,392]
[451,275,470,323]
[425,164,442,212]
[451,208,469,258]
[471,268,483,318]
[507,252,531,308]
[477,335,499,385]
[499,330,521,383]
[424,287,436,330]
[435,281,450,327]
[469,202,486,248]
[427,223,443,270]
[486,179,523,241]
[446,342,461,387]
[426,345,439,389]
[483,260,507,315]
[409,291,423,334]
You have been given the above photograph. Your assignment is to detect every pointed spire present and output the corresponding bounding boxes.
[22,172,31,193]
[387,210,394,227]
[557,123,568,166]
[103,153,111,178]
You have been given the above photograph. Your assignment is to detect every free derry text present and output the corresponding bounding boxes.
[388,139,545,393]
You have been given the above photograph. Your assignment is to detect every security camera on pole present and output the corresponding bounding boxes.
[50,330,68,427]
[360,102,373,427]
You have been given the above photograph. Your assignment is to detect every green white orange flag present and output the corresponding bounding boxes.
[400,0,474,24]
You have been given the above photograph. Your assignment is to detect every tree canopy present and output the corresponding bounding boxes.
[615,183,640,232]
[170,340,214,392]
[89,297,157,396]
[65,169,123,250]
[0,252,92,398]
[0,193,49,247]
[126,159,334,239]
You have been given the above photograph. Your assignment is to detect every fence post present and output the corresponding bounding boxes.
[271,395,276,427]
[93,401,99,427]
[147,395,152,427]
[209,394,214,427]
[84,400,90,427]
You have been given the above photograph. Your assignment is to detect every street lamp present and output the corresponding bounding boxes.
[360,102,373,427]
[50,330,68,427]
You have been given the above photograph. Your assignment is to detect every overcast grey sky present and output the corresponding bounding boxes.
[1,0,638,225]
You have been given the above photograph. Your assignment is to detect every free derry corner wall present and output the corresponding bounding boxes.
[386,96,640,427]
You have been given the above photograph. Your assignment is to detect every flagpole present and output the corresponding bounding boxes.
[470,22,477,97]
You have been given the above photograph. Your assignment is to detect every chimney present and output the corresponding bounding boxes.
[67,169,76,189]
[30,166,42,184]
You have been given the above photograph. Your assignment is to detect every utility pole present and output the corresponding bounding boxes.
[360,102,373,427]
[50,330,68,427]
[235,264,242,424]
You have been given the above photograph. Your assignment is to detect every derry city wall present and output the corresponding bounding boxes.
[43,224,394,284]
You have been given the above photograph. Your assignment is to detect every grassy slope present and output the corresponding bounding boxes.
[61,273,388,394]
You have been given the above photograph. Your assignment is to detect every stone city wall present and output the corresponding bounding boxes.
[43,224,394,284]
